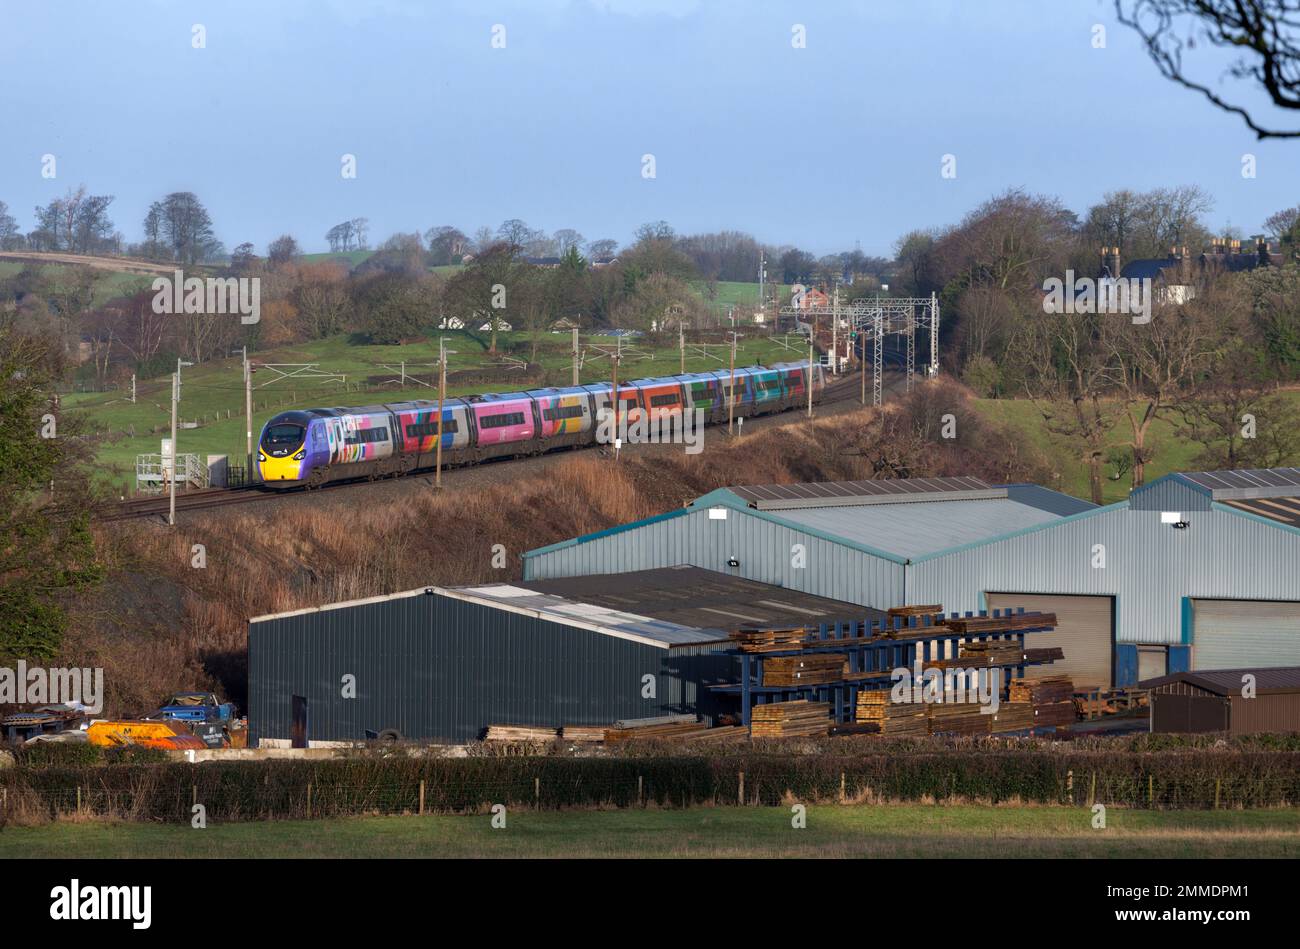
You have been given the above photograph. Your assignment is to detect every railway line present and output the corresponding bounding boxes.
[97,373,894,524]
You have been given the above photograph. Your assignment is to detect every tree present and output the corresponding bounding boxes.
[0,322,103,660]
[893,230,938,295]
[1019,309,1122,505]
[267,234,301,268]
[140,201,165,259]
[443,243,520,353]
[634,220,675,243]
[159,192,218,265]
[292,263,351,339]
[351,270,435,345]
[552,229,585,256]
[586,238,618,260]
[1265,205,1300,258]
[0,200,19,249]
[1177,356,1300,469]
[1116,0,1300,139]
[325,221,355,253]
[1101,281,1228,486]
[496,218,540,253]
[229,242,258,272]
[425,226,469,265]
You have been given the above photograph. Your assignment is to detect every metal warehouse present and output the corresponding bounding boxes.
[523,470,1300,689]
[247,566,880,745]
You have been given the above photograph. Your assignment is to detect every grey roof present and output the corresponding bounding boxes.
[1140,666,1300,695]
[519,566,884,632]
[728,477,1000,510]
[999,483,1098,517]
[1121,258,1183,281]
[1216,495,1300,529]
[1179,468,1300,499]
[763,496,1060,559]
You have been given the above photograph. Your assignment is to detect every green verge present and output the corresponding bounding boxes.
[3,806,1298,858]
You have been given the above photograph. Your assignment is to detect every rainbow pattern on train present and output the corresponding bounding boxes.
[257,362,823,487]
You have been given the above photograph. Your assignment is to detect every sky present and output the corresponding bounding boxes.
[1,0,1297,258]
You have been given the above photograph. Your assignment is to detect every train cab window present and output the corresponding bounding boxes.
[262,423,304,448]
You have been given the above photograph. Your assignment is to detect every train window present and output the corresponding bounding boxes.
[405,420,460,438]
[480,412,526,429]
[262,423,303,447]
[542,404,585,422]
[345,427,389,444]
[649,393,679,407]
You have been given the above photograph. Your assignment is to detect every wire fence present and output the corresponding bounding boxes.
[4,770,1299,825]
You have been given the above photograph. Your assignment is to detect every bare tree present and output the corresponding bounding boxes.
[1115,0,1300,139]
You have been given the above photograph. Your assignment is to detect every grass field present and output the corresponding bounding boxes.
[63,330,812,479]
[3,805,1297,858]
[972,393,1300,504]
[0,260,153,306]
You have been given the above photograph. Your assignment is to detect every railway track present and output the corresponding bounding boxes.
[97,374,890,524]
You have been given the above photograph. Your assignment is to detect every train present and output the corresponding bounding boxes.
[256,361,825,487]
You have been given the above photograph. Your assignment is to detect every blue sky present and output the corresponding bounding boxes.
[1,0,1295,257]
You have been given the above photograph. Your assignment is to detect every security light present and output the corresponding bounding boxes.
[727,557,740,568]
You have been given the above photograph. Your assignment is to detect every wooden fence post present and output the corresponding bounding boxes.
[637,775,643,806]
[840,772,846,804]
[306,782,312,818]
[419,780,426,815]
[534,777,540,808]
[738,771,745,806]
[1088,772,1097,808]
[1214,778,1221,810]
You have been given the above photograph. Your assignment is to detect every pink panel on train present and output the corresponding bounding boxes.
[472,399,536,446]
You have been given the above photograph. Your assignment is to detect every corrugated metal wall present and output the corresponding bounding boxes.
[524,506,907,607]
[912,506,1300,645]
[248,593,736,744]
[1128,478,1212,512]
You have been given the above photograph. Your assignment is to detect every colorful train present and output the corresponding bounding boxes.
[257,362,824,487]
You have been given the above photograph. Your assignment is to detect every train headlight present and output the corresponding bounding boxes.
[258,452,266,462]
[293,449,306,460]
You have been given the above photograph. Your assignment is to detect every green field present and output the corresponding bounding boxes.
[972,395,1300,505]
[0,260,153,306]
[3,805,1297,858]
[63,330,811,479]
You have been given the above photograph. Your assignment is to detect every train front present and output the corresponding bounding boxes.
[257,411,314,485]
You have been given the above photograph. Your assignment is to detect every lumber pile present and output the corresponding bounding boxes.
[559,725,607,742]
[942,613,1057,634]
[762,653,847,686]
[604,715,712,742]
[730,626,808,653]
[856,691,928,736]
[887,604,943,618]
[1023,646,1065,663]
[1010,676,1078,727]
[484,724,558,742]
[749,700,830,738]
[959,640,1025,666]
[988,701,1035,732]
[929,699,991,736]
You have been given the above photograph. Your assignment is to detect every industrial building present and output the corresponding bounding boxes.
[1143,667,1300,735]
[247,566,881,745]
[523,470,1300,689]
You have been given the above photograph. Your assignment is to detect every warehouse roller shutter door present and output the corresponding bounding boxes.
[985,593,1114,689]
[1192,600,1300,670]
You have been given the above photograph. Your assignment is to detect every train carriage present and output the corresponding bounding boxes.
[257,359,825,487]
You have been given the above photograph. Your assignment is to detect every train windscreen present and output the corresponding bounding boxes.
[262,423,304,451]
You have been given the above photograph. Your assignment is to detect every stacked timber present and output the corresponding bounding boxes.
[1023,646,1065,664]
[888,604,943,618]
[929,699,991,736]
[484,724,558,742]
[762,653,847,686]
[959,640,1025,666]
[942,613,1058,634]
[855,691,928,736]
[1010,676,1077,726]
[749,700,830,738]
[560,725,608,742]
[604,715,711,742]
[988,701,1035,732]
[731,626,808,653]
